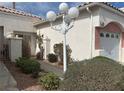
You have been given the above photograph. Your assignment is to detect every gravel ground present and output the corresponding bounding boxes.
[3,60,45,91]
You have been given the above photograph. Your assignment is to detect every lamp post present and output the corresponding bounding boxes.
[46,3,79,73]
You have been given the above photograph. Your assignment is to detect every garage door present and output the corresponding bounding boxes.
[100,32,120,61]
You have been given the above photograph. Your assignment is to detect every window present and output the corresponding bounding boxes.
[116,35,119,39]
[106,33,110,38]
[111,34,114,38]
[100,33,104,37]
[17,34,23,38]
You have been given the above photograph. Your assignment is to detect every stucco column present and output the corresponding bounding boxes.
[44,37,51,59]
[7,37,22,62]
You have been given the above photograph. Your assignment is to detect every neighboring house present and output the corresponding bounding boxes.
[0,6,41,61]
[34,2,124,63]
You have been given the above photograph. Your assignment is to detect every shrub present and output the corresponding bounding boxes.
[15,59,20,67]
[59,56,124,91]
[36,51,44,60]
[47,53,58,63]
[39,72,60,90]
[22,60,40,74]
[116,77,124,91]
[53,43,72,64]
[31,71,39,78]
[15,57,27,67]
[36,52,42,60]
[16,57,40,74]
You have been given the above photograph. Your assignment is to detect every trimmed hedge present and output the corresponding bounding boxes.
[59,56,124,91]
[16,57,40,74]
[47,53,58,63]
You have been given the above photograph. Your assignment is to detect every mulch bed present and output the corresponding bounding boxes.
[3,60,44,91]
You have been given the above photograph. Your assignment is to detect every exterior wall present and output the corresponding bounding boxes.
[0,12,36,36]
[35,5,124,62]
[90,10,100,58]
[36,8,100,60]
[98,7,124,62]
[0,12,38,56]
[99,8,124,28]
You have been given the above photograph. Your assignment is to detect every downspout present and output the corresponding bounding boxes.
[86,7,93,58]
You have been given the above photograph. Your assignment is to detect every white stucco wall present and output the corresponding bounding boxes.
[36,8,100,61]
[0,12,36,36]
[0,12,39,56]
[36,5,124,62]
[91,9,100,58]
[99,8,124,27]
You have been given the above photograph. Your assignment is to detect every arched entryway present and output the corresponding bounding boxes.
[95,22,124,61]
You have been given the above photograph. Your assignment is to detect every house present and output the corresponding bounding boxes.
[34,2,124,63]
[0,6,41,62]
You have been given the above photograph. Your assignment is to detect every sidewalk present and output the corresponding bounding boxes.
[38,60,63,77]
[0,62,18,91]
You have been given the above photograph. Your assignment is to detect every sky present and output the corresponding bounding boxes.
[0,2,123,18]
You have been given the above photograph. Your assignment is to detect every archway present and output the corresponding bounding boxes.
[95,21,124,61]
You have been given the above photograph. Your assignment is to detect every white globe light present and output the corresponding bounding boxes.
[46,11,57,21]
[59,3,69,12]
[68,7,79,18]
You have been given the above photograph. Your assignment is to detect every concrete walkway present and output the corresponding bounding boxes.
[38,60,63,77]
[0,62,18,91]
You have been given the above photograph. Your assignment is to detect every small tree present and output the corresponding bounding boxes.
[53,43,72,65]
[36,33,44,60]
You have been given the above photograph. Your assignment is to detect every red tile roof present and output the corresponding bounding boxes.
[0,6,42,19]
[78,2,124,15]
[35,2,124,26]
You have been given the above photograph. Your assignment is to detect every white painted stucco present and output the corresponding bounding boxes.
[0,12,36,36]
[36,4,124,62]
[0,12,39,57]
[36,7,100,60]
[99,7,124,27]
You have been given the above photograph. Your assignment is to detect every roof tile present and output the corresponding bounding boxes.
[0,5,42,20]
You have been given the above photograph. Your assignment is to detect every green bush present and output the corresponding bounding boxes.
[16,57,40,74]
[36,52,42,60]
[59,56,124,91]
[39,72,60,90]
[15,57,27,67]
[53,43,72,63]
[47,53,58,63]
[22,60,40,74]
